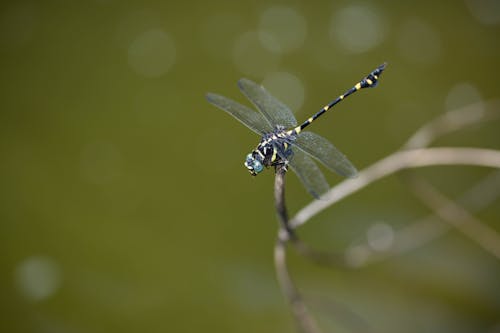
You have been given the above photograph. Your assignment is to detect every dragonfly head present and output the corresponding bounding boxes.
[244,153,264,176]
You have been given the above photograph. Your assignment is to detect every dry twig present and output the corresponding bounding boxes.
[273,100,500,332]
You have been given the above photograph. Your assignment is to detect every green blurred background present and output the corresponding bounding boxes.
[1,1,499,332]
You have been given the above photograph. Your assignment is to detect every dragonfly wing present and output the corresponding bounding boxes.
[288,148,330,199]
[206,93,273,135]
[238,78,298,129]
[294,131,358,178]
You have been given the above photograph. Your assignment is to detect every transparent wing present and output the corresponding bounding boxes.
[288,148,330,199]
[206,93,273,135]
[294,131,358,178]
[238,78,297,129]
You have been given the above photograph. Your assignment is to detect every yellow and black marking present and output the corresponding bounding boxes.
[271,147,278,162]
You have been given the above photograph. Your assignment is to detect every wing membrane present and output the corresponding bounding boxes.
[294,131,357,178]
[288,149,330,198]
[206,93,272,135]
[238,78,297,129]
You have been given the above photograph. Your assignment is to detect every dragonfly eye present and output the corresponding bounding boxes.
[244,153,264,175]
[252,160,264,174]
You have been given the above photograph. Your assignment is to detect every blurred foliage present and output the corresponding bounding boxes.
[0,1,499,333]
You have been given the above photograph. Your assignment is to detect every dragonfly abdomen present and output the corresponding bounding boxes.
[291,63,387,135]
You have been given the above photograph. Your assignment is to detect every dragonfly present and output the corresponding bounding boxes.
[206,63,386,198]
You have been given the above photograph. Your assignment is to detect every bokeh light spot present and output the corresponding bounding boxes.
[397,18,442,65]
[330,5,386,54]
[261,72,305,113]
[232,31,280,77]
[445,82,483,112]
[345,244,370,268]
[258,6,307,54]
[15,256,62,302]
[465,0,500,25]
[128,29,176,78]
[366,222,394,251]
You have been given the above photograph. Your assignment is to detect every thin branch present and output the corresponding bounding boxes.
[274,165,322,333]
[398,99,500,260]
[291,147,500,229]
[404,99,500,150]
[407,176,500,260]
[345,170,500,267]
[339,98,500,267]
[275,165,295,240]
[290,149,500,268]
[273,101,500,329]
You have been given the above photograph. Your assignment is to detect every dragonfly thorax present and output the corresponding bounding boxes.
[244,125,296,176]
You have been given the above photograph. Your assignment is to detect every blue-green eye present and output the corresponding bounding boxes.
[253,160,263,173]
[244,153,263,175]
